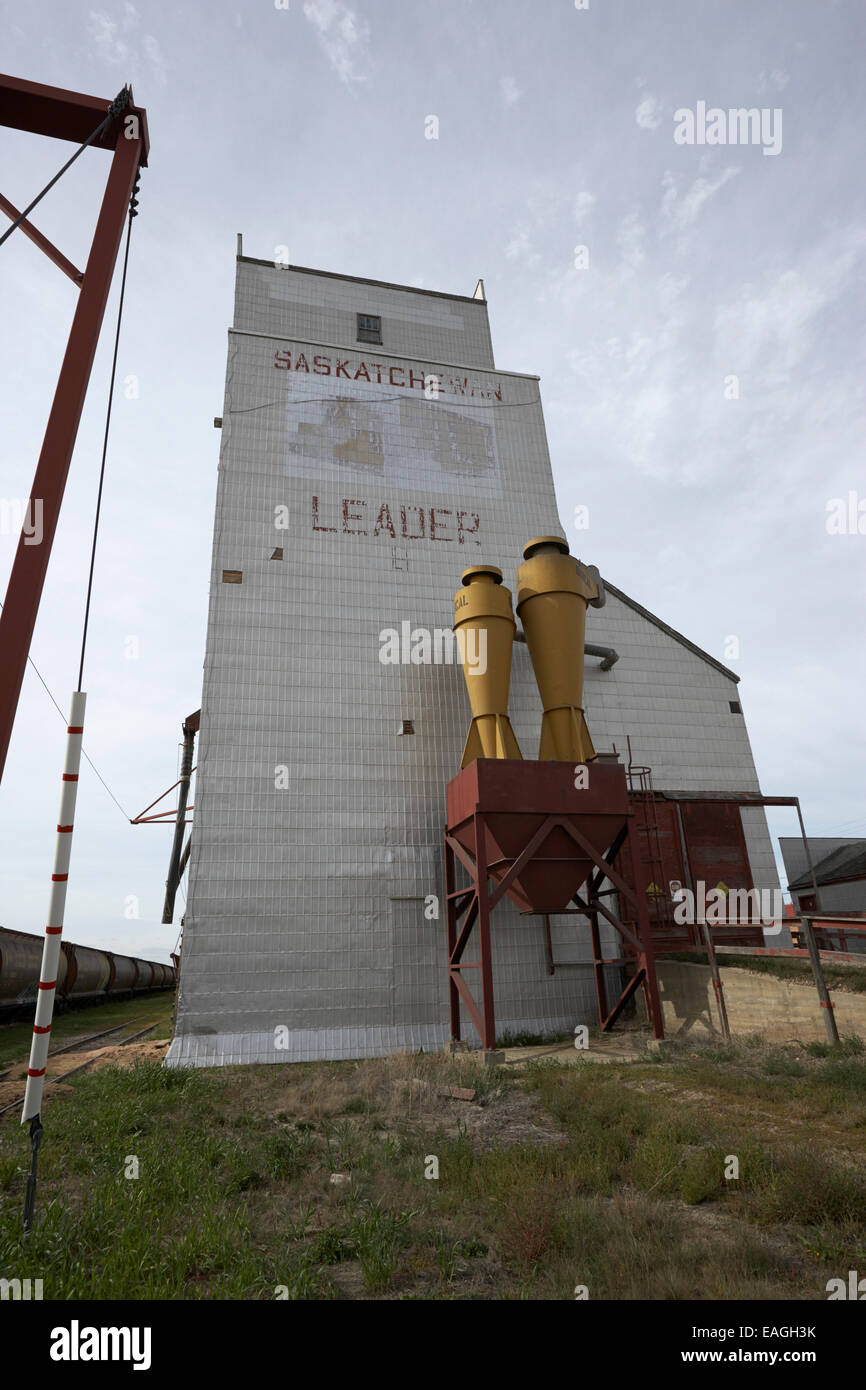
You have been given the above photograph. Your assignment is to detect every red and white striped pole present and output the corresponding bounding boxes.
[21,692,86,1227]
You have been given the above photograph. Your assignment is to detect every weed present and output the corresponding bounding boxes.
[273,1257,337,1300]
[0,1155,21,1194]
[666,952,866,995]
[795,1223,866,1267]
[260,1131,313,1180]
[223,1153,264,1195]
[799,1034,865,1059]
[678,1146,727,1205]
[308,1226,350,1265]
[762,1054,807,1078]
[497,1186,563,1271]
[496,1030,569,1048]
[434,1233,459,1282]
[455,1235,488,1258]
[748,1146,866,1226]
[347,1202,417,1292]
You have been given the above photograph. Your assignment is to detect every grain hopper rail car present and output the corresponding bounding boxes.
[0,926,175,1018]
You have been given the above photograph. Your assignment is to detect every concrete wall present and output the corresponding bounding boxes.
[653,959,866,1043]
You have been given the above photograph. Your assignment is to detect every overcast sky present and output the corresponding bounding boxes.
[1,0,864,964]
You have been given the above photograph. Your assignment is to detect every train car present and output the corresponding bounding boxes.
[63,942,111,1000]
[0,927,68,1006]
[106,951,137,994]
[132,960,155,992]
[0,926,176,1014]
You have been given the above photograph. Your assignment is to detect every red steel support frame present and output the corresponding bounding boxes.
[0,75,149,784]
[444,807,665,1050]
[569,812,664,1036]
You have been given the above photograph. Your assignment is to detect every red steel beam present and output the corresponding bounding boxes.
[445,800,667,1048]
[131,769,198,823]
[445,839,462,1042]
[0,191,82,282]
[0,78,148,783]
[0,73,149,160]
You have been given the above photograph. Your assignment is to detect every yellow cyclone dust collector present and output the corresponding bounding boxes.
[453,564,522,769]
[517,536,601,763]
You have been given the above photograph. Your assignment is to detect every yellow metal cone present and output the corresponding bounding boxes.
[453,564,522,769]
[516,537,599,763]
[538,705,595,763]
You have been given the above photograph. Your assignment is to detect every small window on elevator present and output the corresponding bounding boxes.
[357,313,382,344]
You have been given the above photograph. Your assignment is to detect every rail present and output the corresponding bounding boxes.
[0,1023,159,1118]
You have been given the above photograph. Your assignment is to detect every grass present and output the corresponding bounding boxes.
[799,1034,865,1058]
[495,1029,573,1049]
[667,950,866,993]
[1,1032,865,1299]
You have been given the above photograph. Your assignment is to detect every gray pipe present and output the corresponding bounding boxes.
[513,629,619,670]
[584,643,619,671]
[162,723,196,925]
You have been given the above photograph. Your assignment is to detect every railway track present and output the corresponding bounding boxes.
[0,1021,133,1082]
[0,1023,160,1118]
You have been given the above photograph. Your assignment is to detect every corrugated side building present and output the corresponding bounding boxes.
[780,837,866,921]
[167,254,781,1067]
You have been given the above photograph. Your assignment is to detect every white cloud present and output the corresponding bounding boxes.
[573,191,596,227]
[660,166,741,233]
[504,227,541,267]
[635,95,663,130]
[88,11,129,64]
[758,67,790,94]
[616,210,645,274]
[714,225,866,376]
[500,75,523,108]
[87,6,165,82]
[142,34,167,85]
[551,214,866,498]
[303,0,371,86]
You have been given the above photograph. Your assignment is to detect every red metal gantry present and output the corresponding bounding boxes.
[0,74,149,784]
[443,764,838,1053]
[443,757,665,1050]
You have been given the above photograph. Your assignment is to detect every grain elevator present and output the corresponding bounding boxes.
[166,250,781,1067]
